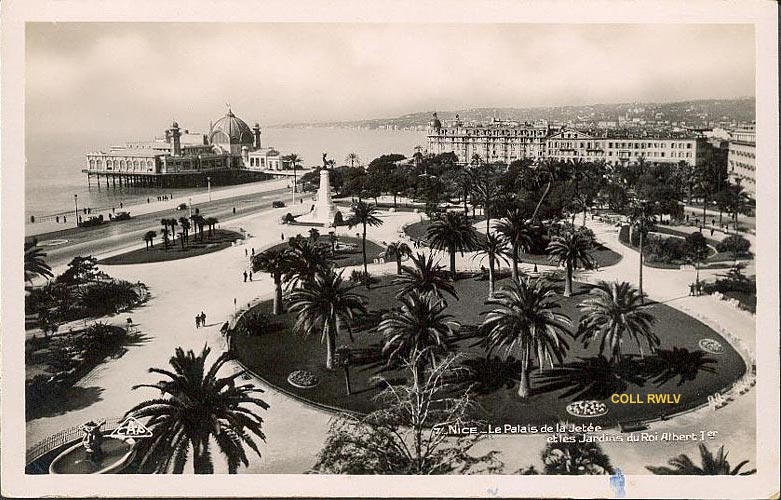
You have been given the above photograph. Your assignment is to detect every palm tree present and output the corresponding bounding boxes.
[474,233,509,298]
[204,217,218,238]
[143,231,157,251]
[496,209,534,283]
[283,153,303,202]
[576,281,658,363]
[160,227,171,251]
[347,200,384,284]
[480,277,572,398]
[252,248,293,315]
[24,241,53,283]
[546,230,596,297]
[285,235,331,287]
[191,214,206,241]
[127,345,268,474]
[646,443,756,475]
[287,270,367,369]
[345,152,361,168]
[178,217,191,244]
[379,291,457,380]
[468,165,501,234]
[393,252,458,301]
[385,241,412,275]
[426,211,479,279]
[529,159,562,223]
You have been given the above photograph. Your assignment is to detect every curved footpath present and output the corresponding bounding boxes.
[26,208,756,475]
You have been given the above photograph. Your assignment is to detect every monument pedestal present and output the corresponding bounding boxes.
[298,169,338,226]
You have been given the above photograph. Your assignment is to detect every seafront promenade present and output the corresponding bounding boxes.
[26,200,757,474]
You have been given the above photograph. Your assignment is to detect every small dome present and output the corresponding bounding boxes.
[429,112,442,129]
[209,109,254,146]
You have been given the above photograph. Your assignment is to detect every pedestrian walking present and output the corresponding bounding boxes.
[251,247,255,256]
[233,207,236,214]
[195,315,201,328]
[689,283,695,296]
[281,232,285,241]
[200,311,206,325]
[245,248,248,257]
[243,270,248,282]
[249,271,253,282]
[147,197,150,203]
[710,227,715,236]
[120,202,124,209]
[55,216,59,223]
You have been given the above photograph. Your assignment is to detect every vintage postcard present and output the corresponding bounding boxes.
[1,0,778,497]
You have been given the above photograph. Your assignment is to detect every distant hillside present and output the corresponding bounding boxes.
[281,97,755,130]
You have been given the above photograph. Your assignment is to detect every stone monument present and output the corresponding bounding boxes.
[301,154,338,226]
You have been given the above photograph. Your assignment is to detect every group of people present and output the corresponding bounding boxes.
[689,280,704,296]
[194,311,208,328]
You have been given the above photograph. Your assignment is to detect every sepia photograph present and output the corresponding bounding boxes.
[1,0,778,498]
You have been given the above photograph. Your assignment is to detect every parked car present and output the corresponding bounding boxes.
[272,200,286,208]
[176,203,188,211]
[113,211,131,221]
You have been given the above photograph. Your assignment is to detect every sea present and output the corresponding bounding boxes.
[24,127,426,222]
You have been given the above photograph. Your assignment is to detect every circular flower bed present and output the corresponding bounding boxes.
[287,370,320,389]
[566,400,608,417]
[699,338,725,355]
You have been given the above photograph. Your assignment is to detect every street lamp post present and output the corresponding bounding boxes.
[189,197,193,218]
[73,194,79,228]
[206,176,212,202]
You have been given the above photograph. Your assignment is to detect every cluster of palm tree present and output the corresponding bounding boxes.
[153,215,219,251]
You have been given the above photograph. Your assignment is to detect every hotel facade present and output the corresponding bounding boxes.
[727,126,756,199]
[427,113,710,167]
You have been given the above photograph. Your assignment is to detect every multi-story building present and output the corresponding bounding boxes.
[426,113,550,164]
[727,126,756,199]
[427,113,709,167]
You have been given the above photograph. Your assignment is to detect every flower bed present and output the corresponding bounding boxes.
[566,400,608,418]
[287,370,320,389]
[698,338,725,355]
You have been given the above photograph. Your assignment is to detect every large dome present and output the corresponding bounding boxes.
[209,109,254,146]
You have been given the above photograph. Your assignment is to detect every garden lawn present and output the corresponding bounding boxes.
[232,275,745,428]
[99,230,243,265]
[265,236,385,269]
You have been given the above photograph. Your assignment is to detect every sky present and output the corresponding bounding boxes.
[26,23,755,139]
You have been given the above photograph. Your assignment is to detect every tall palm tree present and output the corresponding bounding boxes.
[474,233,509,299]
[378,291,457,379]
[529,159,563,223]
[347,200,384,284]
[287,270,367,369]
[24,241,54,283]
[576,281,658,363]
[496,209,534,283]
[426,211,479,279]
[252,248,293,315]
[143,231,157,251]
[160,227,171,251]
[468,165,501,235]
[178,217,191,244]
[392,252,458,302]
[480,277,572,398]
[204,217,218,238]
[345,152,361,168]
[646,443,755,475]
[385,241,412,275]
[127,345,268,474]
[283,153,303,202]
[546,230,596,297]
[191,214,206,241]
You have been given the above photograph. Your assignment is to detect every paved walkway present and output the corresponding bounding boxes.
[26,208,756,475]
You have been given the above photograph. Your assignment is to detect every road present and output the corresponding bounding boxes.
[32,185,299,269]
